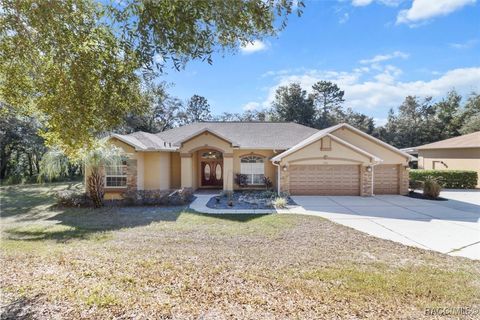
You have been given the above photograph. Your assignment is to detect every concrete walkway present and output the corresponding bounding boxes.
[292,191,480,260]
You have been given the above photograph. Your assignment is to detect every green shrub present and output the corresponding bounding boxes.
[423,176,442,199]
[410,170,478,189]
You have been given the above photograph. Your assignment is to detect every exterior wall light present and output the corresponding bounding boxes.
[282,165,288,171]
[366,166,372,172]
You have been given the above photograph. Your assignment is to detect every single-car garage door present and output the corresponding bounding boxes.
[374,164,399,194]
[289,165,360,195]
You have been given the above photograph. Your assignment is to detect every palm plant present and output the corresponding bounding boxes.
[40,141,122,208]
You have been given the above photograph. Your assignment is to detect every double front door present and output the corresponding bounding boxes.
[201,160,223,187]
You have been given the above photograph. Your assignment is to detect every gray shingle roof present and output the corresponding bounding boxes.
[416,131,480,149]
[112,122,319,150]
[156,122,319,150]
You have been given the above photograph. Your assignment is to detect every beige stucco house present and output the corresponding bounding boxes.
[416,131,480,187]
[101,122,412,199]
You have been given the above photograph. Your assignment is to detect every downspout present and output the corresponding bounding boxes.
[272,161,281,195]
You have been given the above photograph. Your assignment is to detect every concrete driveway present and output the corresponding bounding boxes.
[291,190,480,260]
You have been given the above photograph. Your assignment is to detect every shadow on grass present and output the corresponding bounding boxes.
[2,182,271,242]
[0,295,42,320]
[4,207,269,242]
[0,182,83,218]
[193,212,268,222]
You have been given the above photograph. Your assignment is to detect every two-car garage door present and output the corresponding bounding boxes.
[289,164,400,195]
[289,165,360,195]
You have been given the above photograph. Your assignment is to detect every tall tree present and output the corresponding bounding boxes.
[0,104,46,182]
[122,83,183,133]
[1,0,302,157]
[270,83,315,126]
[378,96,438,148]
[341,108,375,134]
[459,93,480,134]
[433,90,462,139]
[311,81,345,128]
[180,95,212,124]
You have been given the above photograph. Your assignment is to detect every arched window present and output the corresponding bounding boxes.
[240,156,264,185]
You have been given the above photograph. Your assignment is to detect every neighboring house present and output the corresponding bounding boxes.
[101,122,412,199]
[415,131,480,187]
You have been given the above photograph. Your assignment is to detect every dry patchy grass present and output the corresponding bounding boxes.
[1,183,479,319]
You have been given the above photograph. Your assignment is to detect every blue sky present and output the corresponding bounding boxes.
[162,0,480,125]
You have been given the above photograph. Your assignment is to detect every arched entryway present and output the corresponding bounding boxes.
[199,149,223,188]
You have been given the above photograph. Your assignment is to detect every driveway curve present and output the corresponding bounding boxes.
[291,190,480,260]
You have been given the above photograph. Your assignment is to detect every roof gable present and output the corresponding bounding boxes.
[271,124,383,163]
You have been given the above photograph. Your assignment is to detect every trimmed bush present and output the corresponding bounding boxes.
[423,176,442,199]
[410,170,478,189]
[121,188,194,206]
[56,190,90,207]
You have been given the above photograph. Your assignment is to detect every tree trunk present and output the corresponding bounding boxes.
[87,167,104,208]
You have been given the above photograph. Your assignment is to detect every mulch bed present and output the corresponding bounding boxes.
[406,191,448,201]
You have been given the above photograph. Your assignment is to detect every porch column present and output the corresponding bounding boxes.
[180,153,193,189]
[223,153,234,191]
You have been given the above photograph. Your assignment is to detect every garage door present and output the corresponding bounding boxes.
[374,164,399,194]
[289,165,360,195]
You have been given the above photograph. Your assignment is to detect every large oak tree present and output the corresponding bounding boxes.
[0,0,302,157]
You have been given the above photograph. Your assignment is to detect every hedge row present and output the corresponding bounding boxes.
[410,170,478,189]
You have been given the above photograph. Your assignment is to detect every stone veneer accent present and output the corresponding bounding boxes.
[360,165,373,196]
[126,158,137,191]
[279,169,290,194]
[399,166,409,195]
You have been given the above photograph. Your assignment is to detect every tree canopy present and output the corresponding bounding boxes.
[0,0,302,157]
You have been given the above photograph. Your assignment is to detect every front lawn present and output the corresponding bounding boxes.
[1,183,479,319]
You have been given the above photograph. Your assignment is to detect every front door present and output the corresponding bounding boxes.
[201,160,223,187]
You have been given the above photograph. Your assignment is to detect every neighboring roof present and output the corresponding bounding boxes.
[156,122,319,149]
[416,131,480,150]
[272,123,412,162]
[110,132,176,151]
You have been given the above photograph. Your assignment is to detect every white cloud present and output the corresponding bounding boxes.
[339,12,350,24]
[243,101,261,111]
[260,66,480,112]
[360,51,409,64]
[397,0,476,25]
[449,39,478,49]
[240,40,268,54]
[352,0,374,6]
[351,0,403,6]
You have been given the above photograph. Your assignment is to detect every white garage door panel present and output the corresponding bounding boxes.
[374,164,399,194]
[290,165,360,195]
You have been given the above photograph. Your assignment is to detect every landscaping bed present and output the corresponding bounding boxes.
[406,191,448,201]
[206,190,295,209]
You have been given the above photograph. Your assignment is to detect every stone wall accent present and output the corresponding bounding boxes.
[279,168,290,194]
[126,158,137,191]
[399,166,409,195]
[360,165,373,196]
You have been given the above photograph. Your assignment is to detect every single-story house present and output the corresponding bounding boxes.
[415,131,480,187]
[100,122,412,199]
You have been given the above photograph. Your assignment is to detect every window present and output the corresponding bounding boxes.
[240,156,264,185]
[105,159,127,188]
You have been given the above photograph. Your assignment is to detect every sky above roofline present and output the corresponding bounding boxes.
[161,0,480,126]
